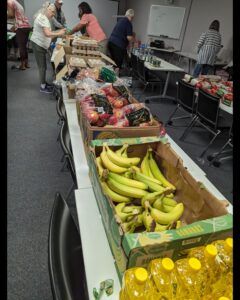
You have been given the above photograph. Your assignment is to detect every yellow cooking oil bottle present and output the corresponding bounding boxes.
[210,270,233,300]
[211,237,233,272]
[175,257,206,299]
[188,244,222,294]
[119,267,155,300]
[148,257,180,299]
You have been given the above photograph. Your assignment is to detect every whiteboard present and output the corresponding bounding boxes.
[147,5,186,39]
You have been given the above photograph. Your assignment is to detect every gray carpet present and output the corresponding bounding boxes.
[7,54,73,300]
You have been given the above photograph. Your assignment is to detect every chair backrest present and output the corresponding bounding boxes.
[60,121,73,157]
[196,88,220,128]
[136,57,147,82]
[65,155,77,187]
[48,192,89,300]
[130,53,138,76]
[56,95,66,121]
[177,79,196,113]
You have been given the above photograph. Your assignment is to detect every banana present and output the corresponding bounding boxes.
[162,197,177,207]
[123,171,132,179]
[133,171,168,193]
[107,178,149,199]
[161,204,175,213]
[115,144,128,157]
[104,143,140,167]
[96,156,105,178]
[141,149,154,178]
[141,191,165,207]
[108,171,148,190]
[115,203,138,222]
[149,203,184,225]
[122,214,143,233]
[152,197,163,210]
[148,150,176,190]
[130,167,163,185]
[122,148,128,158]
[122,205,143,214]
[154,223,169,232]
[142,207,156,232]
[167,193,174,198]
[176,220,182,229]
[100,145,127,173]
[101,181,131,203]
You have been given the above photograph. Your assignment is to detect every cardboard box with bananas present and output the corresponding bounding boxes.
[88,136,232,279]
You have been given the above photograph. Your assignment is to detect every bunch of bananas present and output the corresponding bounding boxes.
[96,143,184,233]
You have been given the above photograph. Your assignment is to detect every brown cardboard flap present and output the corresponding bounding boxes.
[155,142,228,224]
[53,46,65,70]
[56,65,68,81]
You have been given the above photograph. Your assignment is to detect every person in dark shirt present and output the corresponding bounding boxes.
[108,9,134,69]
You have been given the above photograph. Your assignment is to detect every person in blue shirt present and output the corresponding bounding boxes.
[108,9,134,69]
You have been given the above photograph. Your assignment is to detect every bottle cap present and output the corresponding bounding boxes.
[218,297,230,300]
[188,258,201,271]
[204,245,217,258]
[224,238,233,252]
[134,268,148,284]
[162,258,174,272]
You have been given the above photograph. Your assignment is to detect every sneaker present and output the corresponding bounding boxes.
[40,86,53,94]
[46,82,54,88]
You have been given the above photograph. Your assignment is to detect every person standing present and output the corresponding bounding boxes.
[193,20,222,77]
[30,2,66,93]
[7,0,32,70]
[52,0,67,29]
[108,9,134,69]
[69,2,108,54]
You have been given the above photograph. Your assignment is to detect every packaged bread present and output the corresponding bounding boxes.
[69,56,87,68]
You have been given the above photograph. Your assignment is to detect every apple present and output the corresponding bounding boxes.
[108,115,118,125]
[113,109,124,120]
[99,113,111,121]
[86,110,99,124]
[113,99,124,109]
[96,119,105,127]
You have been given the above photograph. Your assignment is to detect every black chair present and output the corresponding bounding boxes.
[56,95,66,125]
[207,124,233,167]
[166,79,196,126]
[48,192,89,300]
[60,121,73,171]
[132,57,162,101]
[179,88,228,161]
[130,53,139,80]
[65,155,78,201]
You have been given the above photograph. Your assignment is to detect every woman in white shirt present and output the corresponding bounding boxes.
[31,2,66,93]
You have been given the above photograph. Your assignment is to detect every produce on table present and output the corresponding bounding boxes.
[95,144,184,233]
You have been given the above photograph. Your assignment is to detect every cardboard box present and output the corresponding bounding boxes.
[88,137,232,279]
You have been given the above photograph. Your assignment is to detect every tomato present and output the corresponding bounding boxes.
[196,82,202,88]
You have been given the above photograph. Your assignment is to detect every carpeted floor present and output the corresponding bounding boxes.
[7,54,73,300]
[7,54,232,300]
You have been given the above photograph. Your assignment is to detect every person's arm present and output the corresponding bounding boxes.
[126,21,133,42]
[68,23,85,34]
[196,32,206,53]
[43,27,66,38]
[7,4,15,19]
[51,16,64,29]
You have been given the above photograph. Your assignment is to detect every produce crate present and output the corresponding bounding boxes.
[88,137,232,280]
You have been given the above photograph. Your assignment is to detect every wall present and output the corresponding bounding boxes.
[126,0,192,50]
[126,0,232,61]
[182,0,232,61]
[24,0,118,38]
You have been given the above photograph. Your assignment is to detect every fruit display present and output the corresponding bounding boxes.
[95,144,184,233]
[182,74,233,106]
[80,84,155,127]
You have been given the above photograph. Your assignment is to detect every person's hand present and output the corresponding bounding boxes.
[10,25,16,32]
[59,28,66,36]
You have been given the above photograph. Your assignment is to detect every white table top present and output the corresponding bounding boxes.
[62,83,92,189]
[219,102,233,115]
[144,58,184,72]
[176,51,228,66]
[75,189,121,300]
[148,47,179,53]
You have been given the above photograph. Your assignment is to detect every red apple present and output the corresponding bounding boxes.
[86,110,99,124]
[99,113,111,121]
[113,99,124,109]
[108,115,118,125]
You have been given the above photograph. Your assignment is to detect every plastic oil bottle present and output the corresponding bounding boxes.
[188,244,221,294]
[175,257,206,300]
[119,267,154,300]
[210,270,233,300]
[211,237,233,273]
[148,257,179,299]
